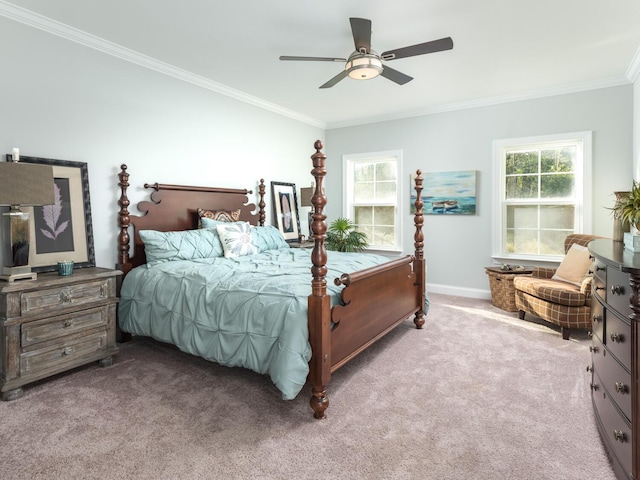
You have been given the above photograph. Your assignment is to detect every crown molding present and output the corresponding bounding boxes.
[326,76,632,129]
[626,44,640,83]
[0,1,326,129]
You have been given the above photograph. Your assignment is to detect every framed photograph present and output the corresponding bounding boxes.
[410,170,477,215]
[6,154,95,272]
[271,181,301,242]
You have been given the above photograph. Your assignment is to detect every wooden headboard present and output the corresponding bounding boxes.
[117,164,266,272]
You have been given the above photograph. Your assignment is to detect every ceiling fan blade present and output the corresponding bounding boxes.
[380,66,413,85]
[381,37,454,61]
[349,17,372,53]
[319,70,348,89]
[279,56,346,62]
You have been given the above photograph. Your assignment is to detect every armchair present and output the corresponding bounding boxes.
[513,234,601,340]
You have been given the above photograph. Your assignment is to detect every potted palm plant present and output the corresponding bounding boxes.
[326,217,369,252]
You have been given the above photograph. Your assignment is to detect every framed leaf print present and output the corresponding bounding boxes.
[5,155,95,272]
[271,181,301,242]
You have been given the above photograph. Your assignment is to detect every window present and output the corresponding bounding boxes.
[343,151,402,252]
[492,132,592,261]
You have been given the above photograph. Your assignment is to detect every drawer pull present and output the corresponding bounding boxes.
[61,291,73,303]
[589,346,599,353]
[595,265,605,271]
[591,314,602,323]
[63,319,73,328]
[595,286,605,292]
[590,382,599,391]
[610,332,624,343]
[62,347,73,356]
[614,382,628,394]
[586,365,593,373]
[613,430,626,442]
[610,285,624,295]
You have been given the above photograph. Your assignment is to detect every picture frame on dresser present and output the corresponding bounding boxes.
[271,181,301,243]
[5,155,96,272]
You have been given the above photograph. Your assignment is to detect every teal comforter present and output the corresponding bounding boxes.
[118,248,390,400]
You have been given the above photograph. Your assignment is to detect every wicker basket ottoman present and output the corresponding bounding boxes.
[485,267,533,312]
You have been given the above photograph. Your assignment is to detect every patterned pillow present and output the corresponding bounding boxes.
[197,208,241,222]
[216,222,258,258]
[139,228,224,266]
[251,225,290,252]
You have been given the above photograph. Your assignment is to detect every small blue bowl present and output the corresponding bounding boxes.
[57,261,74,276]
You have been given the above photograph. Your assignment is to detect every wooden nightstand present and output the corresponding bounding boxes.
[0,267,121,401]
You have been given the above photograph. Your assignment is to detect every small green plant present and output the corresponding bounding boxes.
[326,217,368,252]
[610,180,640,229]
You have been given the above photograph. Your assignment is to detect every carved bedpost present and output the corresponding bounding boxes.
[117,164,132,275]
[258,179,266,226]
[413,170,426,329]
[308,139,331,419]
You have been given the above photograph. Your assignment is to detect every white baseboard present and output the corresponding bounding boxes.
[427,283,492,300]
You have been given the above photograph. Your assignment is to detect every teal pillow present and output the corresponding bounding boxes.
[200,216,245,229]
[251,225,290,252]
[139,228,224,265]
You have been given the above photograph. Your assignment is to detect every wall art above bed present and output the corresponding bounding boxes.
[5,154,95,272]
[271,181,301,242]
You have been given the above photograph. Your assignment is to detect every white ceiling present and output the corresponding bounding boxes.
[3,0,640,128]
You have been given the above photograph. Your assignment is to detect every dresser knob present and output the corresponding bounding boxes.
[63,319,73,328]
[591,314,602,323]
[587,331,593,339]
[589,346,599,353]
[613,430,626,442]
[590,383,599,391]
[595,286,605,292]
[610,332,623,343]
[614,382,628,394]
[62,347,73,356]
[610,285,624,295]
[61,291,73,303]
[586,365,593,373]
[595,265,605,271]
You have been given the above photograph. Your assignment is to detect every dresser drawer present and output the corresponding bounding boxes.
[592,342,631,421]
[21,306,110,347]
[606,309,631,367]
[20,279,113,316]
[606,267,629,319]
[591,296,604,341]
[592,373,633,478]
[592,258,606,302]
[20,330,107,376]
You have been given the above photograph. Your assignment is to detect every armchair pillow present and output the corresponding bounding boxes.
[551,243,592,286]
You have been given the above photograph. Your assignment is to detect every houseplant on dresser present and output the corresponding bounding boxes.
[610,180,640,250]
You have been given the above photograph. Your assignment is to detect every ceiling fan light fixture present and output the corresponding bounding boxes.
[345,53,383,80]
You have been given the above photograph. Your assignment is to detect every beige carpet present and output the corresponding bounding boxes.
[0,294,615,480]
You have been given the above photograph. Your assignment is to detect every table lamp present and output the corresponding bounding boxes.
[0,154,55,282]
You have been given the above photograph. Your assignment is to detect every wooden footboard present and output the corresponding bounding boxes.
[307,141,425,419]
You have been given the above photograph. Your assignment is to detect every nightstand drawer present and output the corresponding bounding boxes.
[21,306,110,347]
[20,279,112,315]
[20,331,107,376]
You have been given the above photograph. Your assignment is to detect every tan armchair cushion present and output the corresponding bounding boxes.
[551,243,592,286]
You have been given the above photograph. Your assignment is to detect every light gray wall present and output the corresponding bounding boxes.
[326,86,633,298]
[635,76,640,180]
[0,17,323,271]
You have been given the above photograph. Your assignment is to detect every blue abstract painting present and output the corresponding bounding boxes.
[410,170,477,215]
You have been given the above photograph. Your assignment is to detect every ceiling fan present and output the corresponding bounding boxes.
[279,17,453,89]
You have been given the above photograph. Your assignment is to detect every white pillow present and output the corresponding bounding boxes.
[551,243,592,286]
[216,222,258,258]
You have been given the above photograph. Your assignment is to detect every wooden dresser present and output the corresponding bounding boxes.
[0,267,121,400]
[588,239,639,480]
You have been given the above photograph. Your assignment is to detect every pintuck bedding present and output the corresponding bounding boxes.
[118,242,391,400]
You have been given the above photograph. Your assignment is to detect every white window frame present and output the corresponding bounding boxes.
[492,131,592,263]
[343,150,403,253]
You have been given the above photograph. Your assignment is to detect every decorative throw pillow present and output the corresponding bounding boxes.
[139,228,224,266]
[216,222,258,258]
[197,208,241,223]
[551,243,592,286]
[251,225,290,252]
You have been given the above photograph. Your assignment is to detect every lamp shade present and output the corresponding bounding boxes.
[300,187,313,207]
[0,162,55,206]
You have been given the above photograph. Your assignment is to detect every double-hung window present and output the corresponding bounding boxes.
[343,150,402,252]
[492,132,592,261]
